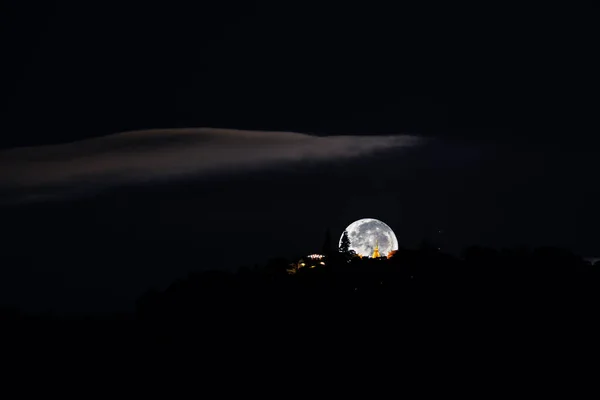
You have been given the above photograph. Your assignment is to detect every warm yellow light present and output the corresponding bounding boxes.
[319,261,325,265]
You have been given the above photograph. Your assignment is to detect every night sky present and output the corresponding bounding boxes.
[1,2,598,313]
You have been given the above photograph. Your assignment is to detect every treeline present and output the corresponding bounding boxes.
[3,245,599,364]
[134,245,600,333]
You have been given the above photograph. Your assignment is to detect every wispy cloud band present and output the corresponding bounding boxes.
[0,128,421,203]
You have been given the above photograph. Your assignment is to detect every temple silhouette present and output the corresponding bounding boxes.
[372,240,381,258]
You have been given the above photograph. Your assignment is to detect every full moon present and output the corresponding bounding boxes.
[340,218,399,258]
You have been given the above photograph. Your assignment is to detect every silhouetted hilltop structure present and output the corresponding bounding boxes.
[134,245,600,330]
[2,242,600,378]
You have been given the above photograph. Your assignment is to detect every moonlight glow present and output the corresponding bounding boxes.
[340,218,399,258]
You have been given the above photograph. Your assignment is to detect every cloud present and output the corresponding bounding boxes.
[0,128,421,204]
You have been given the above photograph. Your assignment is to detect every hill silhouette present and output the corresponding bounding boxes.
[3,243,600,392]
[4,245,598,355]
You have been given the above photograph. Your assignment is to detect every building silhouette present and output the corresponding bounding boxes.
[372,241,381,258]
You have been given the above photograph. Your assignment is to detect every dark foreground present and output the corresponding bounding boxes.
[2,249,600,398]
[3,250,599,387]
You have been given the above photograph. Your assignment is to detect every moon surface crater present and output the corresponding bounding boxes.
[340,218,398,257]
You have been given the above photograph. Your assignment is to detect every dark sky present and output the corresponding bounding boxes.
[3,2,596,147]
[1,2,598,312]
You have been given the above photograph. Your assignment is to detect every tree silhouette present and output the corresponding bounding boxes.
[339,230,350,253]
[339,230,356,261]
[321,228,333,257]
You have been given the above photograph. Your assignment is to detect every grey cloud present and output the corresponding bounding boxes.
[0,128,421,203]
